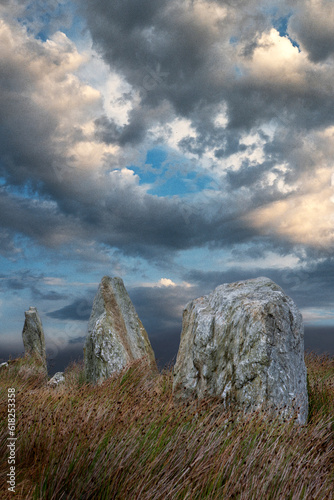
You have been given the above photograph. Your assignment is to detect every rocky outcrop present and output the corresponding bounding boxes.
[0,362,8,370]
[22,307,47,369]
[84,276,157,383]
[48,372,65,388]
[173,277,308,424]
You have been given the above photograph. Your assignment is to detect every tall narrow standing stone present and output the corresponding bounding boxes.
[173,277,308,424]
[22,307,47,368]
[84,276,157,383]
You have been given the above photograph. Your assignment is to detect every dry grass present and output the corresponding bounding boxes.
[0,352,333,499]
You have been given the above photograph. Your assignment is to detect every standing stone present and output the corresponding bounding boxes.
[173,277,308,424]
[84,276,157,383]
[48,372,65,388]
[22,307,47,368]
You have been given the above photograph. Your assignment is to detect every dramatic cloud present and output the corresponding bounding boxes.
[0,0,333,366]
[129,284,197,335]
[183,256,334,312]
[1,0,333,261]
[47,297,92,321]
[78,0,334,253]
[289,0,334,62]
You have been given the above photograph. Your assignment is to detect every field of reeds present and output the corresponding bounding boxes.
[0,352,333,499]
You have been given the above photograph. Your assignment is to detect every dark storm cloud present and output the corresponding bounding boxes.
[287,258,334,309]
[183,257,334,311]
[128,285,199,335]
[289,0,334,63]
[0,14,269,261]
[81,0,334,142]
[0,173,263,261]
[1,0,333,267]
[0,229,19,258]
[76,0,334,267]
[95,109,156,146]
[80,0,215,87]
[304,327,334,356]
[46,343,84,376]
[1,270,43,292]
[0,269,68,301]
[92,192,254,253]
[47,297,93,321]
[129,284,201,367]
[0,77,62,192]
[32,289,66,301]
[225,160,273,190]
[78,0,234,142]
[68,336,86,344]
[0,189,83,248]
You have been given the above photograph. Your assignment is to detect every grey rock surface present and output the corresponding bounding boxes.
[173,277,308,424]
[84,276,157,383]
[22,307,47,368]
[48,372,65,388]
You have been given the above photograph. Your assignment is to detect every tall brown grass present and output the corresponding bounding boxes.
[0,352,333,499]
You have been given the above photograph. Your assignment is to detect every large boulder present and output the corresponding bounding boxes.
[173,277,308,424]
[22,307,47,369]
[84,276,157,383]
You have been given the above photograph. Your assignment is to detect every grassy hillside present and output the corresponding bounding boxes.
[0,352,333,499]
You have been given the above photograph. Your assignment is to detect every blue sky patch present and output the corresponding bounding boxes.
[130,148,213,197]
[273,15,300,50]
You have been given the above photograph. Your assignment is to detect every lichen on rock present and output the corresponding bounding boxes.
[48,372,65,388]
[84,276,157,383]
[22,307,47,371]
[173,277,308,424]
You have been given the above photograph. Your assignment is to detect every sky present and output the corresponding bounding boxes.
[0,0,333,372]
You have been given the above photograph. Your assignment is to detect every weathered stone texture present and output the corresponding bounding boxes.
[84,276,156,383]
[173,277,308,424]
[48,372,65,388]
[22,307,47,368]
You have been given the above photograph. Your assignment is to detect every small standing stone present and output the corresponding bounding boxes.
[22,307,47,369]
[84,276,157,383]
[173,277,308,424]
[48,372,65,388]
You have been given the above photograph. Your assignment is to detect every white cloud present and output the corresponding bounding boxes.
[158,278,176,287]
[43,277,66,286]
[301,308,334,324]
[136,278,193,288]
[244,167,334,248]
[243,29,306,86]
[0,13,127,184]
[214,103,228,128]
[166,118,198,150]
[227,252,300,270]
[77,49,135,127]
